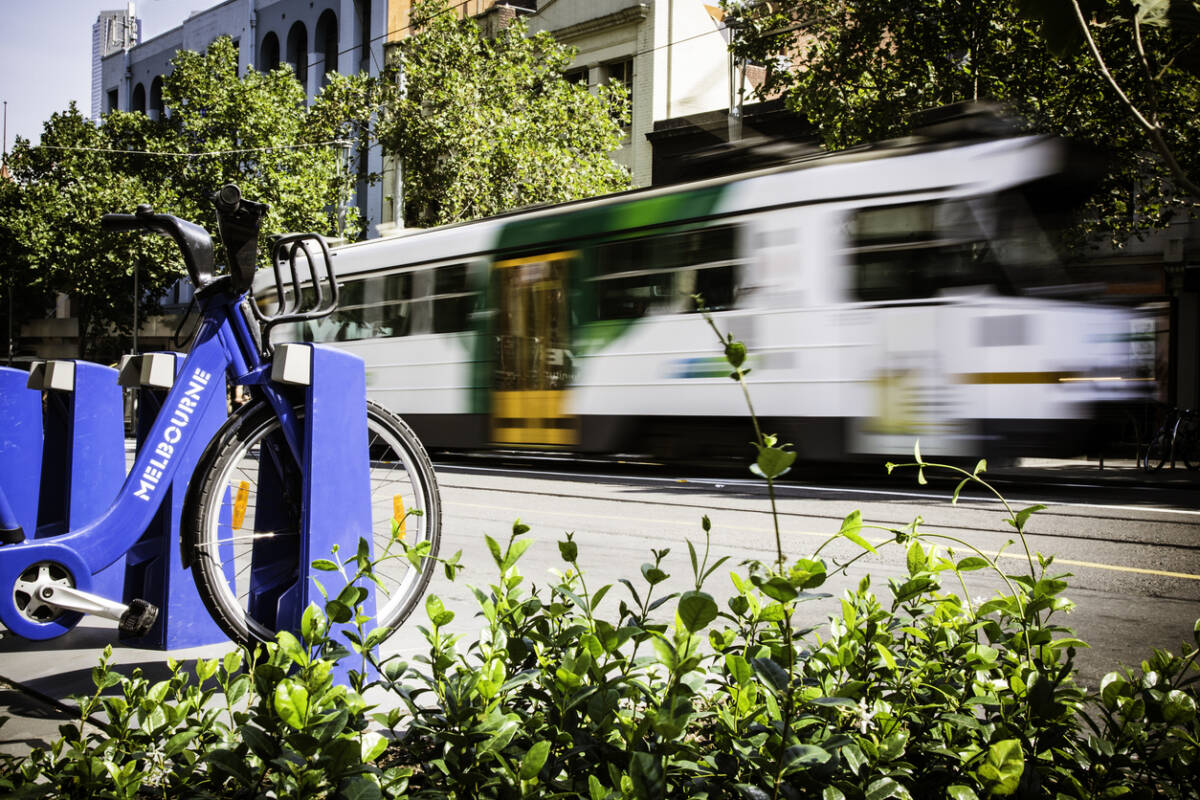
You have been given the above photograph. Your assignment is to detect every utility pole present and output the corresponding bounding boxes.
[4,99,11,366]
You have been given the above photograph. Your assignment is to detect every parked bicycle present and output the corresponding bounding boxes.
[0,186,441,646]
[1140,405,1200,472]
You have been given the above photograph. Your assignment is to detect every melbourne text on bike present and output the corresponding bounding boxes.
[133,368,213,501]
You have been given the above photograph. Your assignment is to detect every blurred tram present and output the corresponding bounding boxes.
[258,130,1145,463]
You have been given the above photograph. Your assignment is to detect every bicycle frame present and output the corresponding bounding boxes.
[0,285,304,640]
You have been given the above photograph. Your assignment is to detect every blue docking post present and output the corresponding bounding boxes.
[0,366,44,541]
[118,353,229,649]
[269,343,377,678]
[29,360,126,599]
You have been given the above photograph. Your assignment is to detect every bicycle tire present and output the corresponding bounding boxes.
[1178,415,1200,471]
[185,399,441,647]
[1142,429,1170,472]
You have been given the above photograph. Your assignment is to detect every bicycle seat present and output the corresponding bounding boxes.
[212,184,269,294]
[102,205,217,291]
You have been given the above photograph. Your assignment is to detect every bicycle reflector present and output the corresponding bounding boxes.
[232,481,251,530]
[393,495,407,540]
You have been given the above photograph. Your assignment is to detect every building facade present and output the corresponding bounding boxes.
[98,0,388,232]
[91,5,141,121]
[524,0,736,187]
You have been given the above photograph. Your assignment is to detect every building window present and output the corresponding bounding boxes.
[287,22,308,87]
[564,67,588,87]
[150,76,164,119]
[106,88,119,114]
[131,83,146,113]
[260,31,280,71]
[316,10,339,85]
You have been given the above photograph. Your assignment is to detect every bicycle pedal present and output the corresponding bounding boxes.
[118,599,159,637]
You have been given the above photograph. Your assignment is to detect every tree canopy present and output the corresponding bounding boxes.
[1,37,368,358]
[721,0,1200,246]
[374,0,632,226]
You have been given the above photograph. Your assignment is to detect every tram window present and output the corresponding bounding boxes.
[591,225,741,319]
[850,201,1001,301]
[431,263,474,334]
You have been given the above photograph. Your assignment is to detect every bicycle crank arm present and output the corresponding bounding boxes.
[35,585,159,637]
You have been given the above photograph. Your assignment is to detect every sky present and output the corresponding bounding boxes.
[0,0,213,151]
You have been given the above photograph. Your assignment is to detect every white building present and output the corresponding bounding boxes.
[525,0,736,186]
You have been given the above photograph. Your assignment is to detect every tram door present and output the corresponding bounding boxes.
[491,252,578,447]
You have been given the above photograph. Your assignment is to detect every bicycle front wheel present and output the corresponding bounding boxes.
[1178,415,1200,471]
[186,400,441,647]
[1142,429,1170,472]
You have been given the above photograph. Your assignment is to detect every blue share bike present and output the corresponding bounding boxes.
[0,186,441,646]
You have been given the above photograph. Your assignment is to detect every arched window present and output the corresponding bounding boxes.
[131,83,146,114]
[259,31,280,71]
[286,21,308,87]
[150,76,164,119]
[352,0,371,73]
[316,10,339,85]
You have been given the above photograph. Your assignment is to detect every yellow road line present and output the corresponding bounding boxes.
[448,501,1200,582]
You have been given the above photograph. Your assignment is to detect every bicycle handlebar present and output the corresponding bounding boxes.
[102,205,217,291]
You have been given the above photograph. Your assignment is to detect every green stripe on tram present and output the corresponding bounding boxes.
[494,184,727,252]
[469,184,730,416]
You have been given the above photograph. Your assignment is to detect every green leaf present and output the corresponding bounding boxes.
[725,653,753,686]
[781,744,831,772]
[558,538,579,563]
[725,339,747,368]
[947,787,979,800]
[519,740,551,781]
[502,538,533,572]
[678,591,719,632]
[975,739,1024,795]
[312,559,339,571]
[301,602,328,642]
[273,680,311,729]
[866,776,911,800]
[629,751,665,800]
[751,444,796,480]
[839,510,877,553]
[425,594,455,627]
[641,563,669,585]
[361,731,388,762]
[874,642,897,670]
[1012,504,1047,532]
[956,556,990,572]
[1163,689,1197,725]
[163,729,200,757]
[906,541,927,575]
[339,777,382,800]
[756,575,798,602]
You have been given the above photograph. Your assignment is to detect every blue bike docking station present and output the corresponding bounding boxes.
[27,360,126,545]
[117,352,229,649]
[0,366,43,541]
[260,342,379,674]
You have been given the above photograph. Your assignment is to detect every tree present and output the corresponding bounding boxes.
[721,0,1200,246]
[0,37,372,358]
[375,0,632,226]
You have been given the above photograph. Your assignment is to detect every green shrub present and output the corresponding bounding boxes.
[2,316,1197,798]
